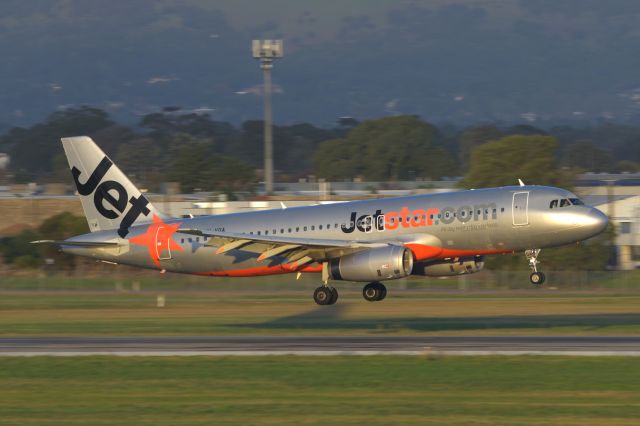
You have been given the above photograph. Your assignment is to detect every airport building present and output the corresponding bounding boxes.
[577,173,640,270]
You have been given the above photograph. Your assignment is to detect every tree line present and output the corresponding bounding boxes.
[1,106,639,193]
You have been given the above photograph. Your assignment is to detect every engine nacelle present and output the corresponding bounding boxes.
[329,246,414,282]
[413,256,485,277]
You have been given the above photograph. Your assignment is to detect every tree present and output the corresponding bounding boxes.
[3,106,116,182]
[563,141,614,172]
[0,230,42,268]
[167,138,256,193]
[115,137,165,190]
[460,134,571,188]
[37,212,90,270]
[313,116,456,181]
[457,124,503,172]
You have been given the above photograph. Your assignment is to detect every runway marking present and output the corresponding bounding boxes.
[3,350,640,357]
[4,337,640,356]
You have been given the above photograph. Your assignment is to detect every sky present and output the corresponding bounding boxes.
[2,0,640,128]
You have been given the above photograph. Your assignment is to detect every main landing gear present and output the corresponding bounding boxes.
[526,249,546,286]
[363,282,387,302]
[313,286,339,305]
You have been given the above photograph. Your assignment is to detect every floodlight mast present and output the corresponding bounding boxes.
[252,40,283,194]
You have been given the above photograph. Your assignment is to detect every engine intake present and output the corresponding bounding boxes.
[329,246,413,282]
[413,256,485,277]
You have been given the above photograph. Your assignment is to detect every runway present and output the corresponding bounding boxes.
[2,336,640,356]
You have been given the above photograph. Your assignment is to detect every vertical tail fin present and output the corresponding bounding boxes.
[61,136,164,237]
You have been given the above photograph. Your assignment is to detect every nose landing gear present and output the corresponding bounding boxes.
[526,249,546,285]
[362,282,387,302]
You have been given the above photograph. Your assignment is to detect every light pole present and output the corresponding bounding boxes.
[252,39,283,194]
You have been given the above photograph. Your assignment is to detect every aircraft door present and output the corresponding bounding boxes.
[512,192,529,226]
[155,226,173,260]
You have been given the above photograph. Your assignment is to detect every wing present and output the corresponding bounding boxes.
[177,228,393,267]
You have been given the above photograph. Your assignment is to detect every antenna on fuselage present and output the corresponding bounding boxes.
[518,179,525,187]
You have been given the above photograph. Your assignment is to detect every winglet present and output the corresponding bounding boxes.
[518,179,525,187]
[280,202,287,210]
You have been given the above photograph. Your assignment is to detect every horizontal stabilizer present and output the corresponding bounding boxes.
[31,240,123,248]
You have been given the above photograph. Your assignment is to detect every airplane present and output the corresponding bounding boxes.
[34,136,609,305]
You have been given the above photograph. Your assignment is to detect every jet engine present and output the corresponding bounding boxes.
[413,256,485,277]
[329,245,414,282]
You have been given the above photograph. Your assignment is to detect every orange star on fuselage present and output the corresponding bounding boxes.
[129,215,183,268]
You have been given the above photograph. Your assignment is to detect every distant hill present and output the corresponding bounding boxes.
[2,0,640,127]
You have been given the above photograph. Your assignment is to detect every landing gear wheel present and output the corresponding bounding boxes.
[328,287,339,305]
[362,282,387,302]
[378,284,387,301]
[313,286,333,305]
[529,272,546,286]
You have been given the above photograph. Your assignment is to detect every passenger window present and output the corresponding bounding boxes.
[188,238,192,243]
[501,207,505,212]
[257,231,261,235]
[288,228,291,233]
[319,225,323,230]
[181,239,184,243]
[265,231,269,235]
[280,229,284,234]
[549,200,558,209]
[304,226,307,231]
[311,225,315,231]
[560,199,570,207]
[296,227,299,232]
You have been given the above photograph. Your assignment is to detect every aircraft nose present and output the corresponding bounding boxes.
[584,208,608,235]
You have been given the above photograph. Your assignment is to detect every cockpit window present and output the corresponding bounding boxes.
[560,199,571,207]
[549,199,558,209]
[569,198,584,206]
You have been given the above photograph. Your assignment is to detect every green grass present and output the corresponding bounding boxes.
[0,356,639,425]
[2,291,640,336]
[3,269,640,291]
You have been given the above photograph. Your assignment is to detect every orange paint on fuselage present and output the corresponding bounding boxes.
[198,263,322,277]
[405,243,511,261]
[129,215,183,268]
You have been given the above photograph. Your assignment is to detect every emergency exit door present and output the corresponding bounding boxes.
[155,226,173,260]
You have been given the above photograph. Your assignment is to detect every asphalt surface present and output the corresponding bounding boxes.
[2,336,640,356]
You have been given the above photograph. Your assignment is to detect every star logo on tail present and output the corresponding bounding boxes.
[129,215,183,267]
